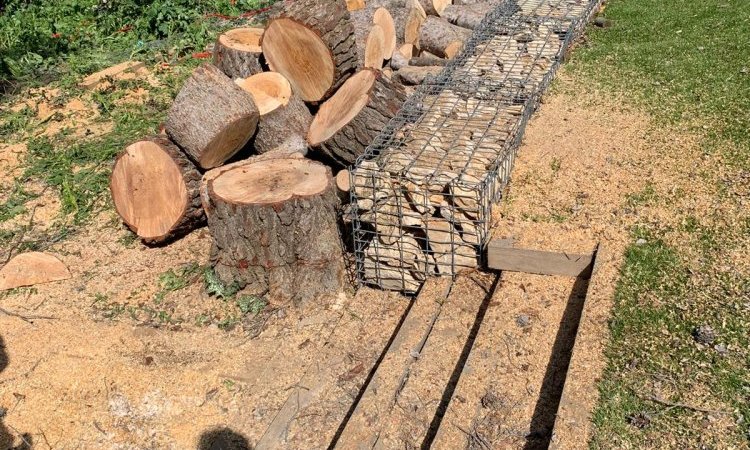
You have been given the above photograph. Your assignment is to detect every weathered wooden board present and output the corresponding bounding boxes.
[549,245,606,450]
[487,240,595,277]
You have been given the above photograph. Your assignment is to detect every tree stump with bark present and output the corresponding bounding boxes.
[307,68,407,166]
[262,0,357,103]
[235,72,312,155]
[202,157,346,304]
[213,28,264,79]
[110,136,205,244]
[166,64,259,169]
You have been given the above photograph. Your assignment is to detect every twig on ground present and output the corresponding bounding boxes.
[640,393,729,415]
[0,306,57,323]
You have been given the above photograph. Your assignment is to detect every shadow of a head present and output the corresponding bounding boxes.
[0,335,8,374]
[198,427,251,450]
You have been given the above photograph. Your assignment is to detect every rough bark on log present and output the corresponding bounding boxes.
[111,136,205,244]
[394,65,442,84]
[441,3,494,29]
[390,51,410,70]
[307,69,407,167]
[417,0,451,16]
[409,55,448,66]
[419,16,473,58]
[166,64,259,169]
[202,157,345,305]
[235,72,312,155]
[371,0,426,48]
[262,0,357,103]
[213,28,264,79]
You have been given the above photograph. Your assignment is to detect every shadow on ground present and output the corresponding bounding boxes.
[0,335,32,450]
[524,275,590,449]
[198,427,251,450]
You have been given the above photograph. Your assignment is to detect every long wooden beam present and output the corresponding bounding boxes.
[486,240,596,278]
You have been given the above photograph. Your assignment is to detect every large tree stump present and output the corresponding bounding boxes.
[235,72,312,155]
[213,28,264,79]
[110,136,205,244]
[166,64,259,169]
[202,157,346,304]
[307,68,407,166]
[419,16,472,58]
[262,0,357,103]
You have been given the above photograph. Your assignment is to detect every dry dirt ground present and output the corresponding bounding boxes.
[0,69,720,449]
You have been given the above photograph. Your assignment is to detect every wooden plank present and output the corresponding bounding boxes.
[255,290,410,449]
[486,240,594,277]
[333,278,451,449]
[549,244,606,450]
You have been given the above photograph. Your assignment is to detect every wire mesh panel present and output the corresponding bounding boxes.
[351,0,603,293]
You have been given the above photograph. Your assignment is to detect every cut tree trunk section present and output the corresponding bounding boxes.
[213,28,264,79]
[202,157,345,304]
[235,72,312,155]
[419,16,472,58]
[307,69,407,166]
[351,6,397,67]
[111,136,205,244]
[346,0,366,11]
[262,0,357,103]
[166,64,259,169]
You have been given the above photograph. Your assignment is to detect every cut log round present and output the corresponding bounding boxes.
[441,3,494,29]
[419,16,472,58]
[262,0,357,103]
[417,0,451,16]
[111,136,205,244]
[370,0,425,47]
[213,28,264,79]
[307,69,407,166]
[235,72,312,155]
[373,8,397,58]
[166,64,259,169]
[202,157,345,304]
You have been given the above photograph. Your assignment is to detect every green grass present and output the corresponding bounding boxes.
[0,0,274,89]
[571,0,750,447]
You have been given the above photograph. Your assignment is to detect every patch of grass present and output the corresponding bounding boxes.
[154,262,201,303]
[574,1,750,447]
[572,0,750,168]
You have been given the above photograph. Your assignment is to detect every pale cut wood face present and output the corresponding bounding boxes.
[364,25,386,69]
[220,28,264,53]
[212,158,328,205]
[307,69,376,145]
[235,72,292,115]
[262,18,335,102]
[200,115,256,169]
[373,7,396,58]
[111,141,188,239]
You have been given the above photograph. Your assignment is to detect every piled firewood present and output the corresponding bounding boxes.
[109,0,507,302]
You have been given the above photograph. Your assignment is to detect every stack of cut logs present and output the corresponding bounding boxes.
[110,0,502,302]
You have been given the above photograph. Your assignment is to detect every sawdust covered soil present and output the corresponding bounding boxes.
[0,71,709,448]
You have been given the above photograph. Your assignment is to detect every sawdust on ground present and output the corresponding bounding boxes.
[0,71,720,449]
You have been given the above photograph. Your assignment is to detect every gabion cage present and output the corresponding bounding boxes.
[351,0,603,293]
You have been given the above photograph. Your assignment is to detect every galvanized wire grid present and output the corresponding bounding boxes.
[350,0,603,293]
